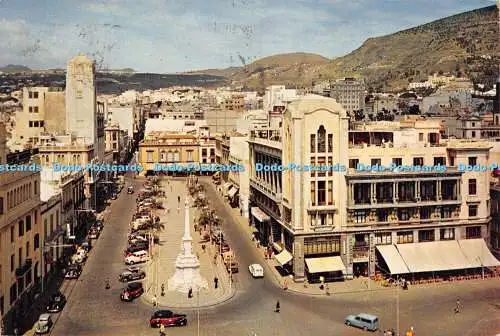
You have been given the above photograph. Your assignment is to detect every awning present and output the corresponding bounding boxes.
[458,239,500,267]
[305,256,346,274]
[223,182,233,192]
[228,186,239,198]
[272,242,283,253]
[376,245,410,275]
[275,249,293,266]
[251,207,270,222]
[395,240,473,273]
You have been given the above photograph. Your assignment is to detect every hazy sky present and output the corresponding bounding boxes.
[0,0,495,72]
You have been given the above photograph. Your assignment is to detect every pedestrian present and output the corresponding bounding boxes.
[159,323,166,336]
[161,284,165,296]
[214,277,219,289]
[152,295,158,307]
[275,300,280,313]
[105,280,110,290]
[455,297,462,313]
[202,244,206,252]
[178,196,180,203]
[188,287,193,298]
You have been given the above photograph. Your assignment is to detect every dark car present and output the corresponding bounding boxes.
[46,293,67,313]
[149,310,187,327]
[120,282,144,301]
[119,267,146,282]
[64,264,82,279]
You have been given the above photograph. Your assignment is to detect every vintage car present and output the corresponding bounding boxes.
[119,267,146,282]
[120,282,144,301]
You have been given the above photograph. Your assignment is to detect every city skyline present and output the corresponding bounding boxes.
[0,0,495,73]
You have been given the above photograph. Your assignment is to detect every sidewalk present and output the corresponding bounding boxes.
[141,178,235,309]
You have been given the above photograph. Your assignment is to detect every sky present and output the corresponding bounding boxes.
[0,0,496,73]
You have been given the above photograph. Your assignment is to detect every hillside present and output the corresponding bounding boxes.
[208,5,499,91]
[0,64,32,73]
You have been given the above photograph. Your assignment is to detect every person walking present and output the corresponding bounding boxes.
[152,295,158,307]
[214,277,219,289]
[275,300,280,313]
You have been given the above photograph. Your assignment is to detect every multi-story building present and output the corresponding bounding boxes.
[40,194,62,277]
[9,87,65,149]
[222,94,244,111]
[138,131,216,176]
[104,122,129,164]
[228,135,250,217]
[215,135,231,183]
[491,185,500,258]
[328,77,365,113]
[0,123,42,331]
[248,96,498,283]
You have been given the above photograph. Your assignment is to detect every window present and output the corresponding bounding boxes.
[468,179,477,195]
[0,197,3,214]
[26,242,29,257]
[349,159,359,169]
[18,220,24,237]
[310,181,316,206]
[418,229,435,242]
[468,204,478,217]
[160,151,167,162]
[210,148,215,156]
[354,211,367,223]
[468,157,477,166]
[34,234,40,250]
[328,134,333,152]
[112,143,117,150]
[328,181,333,205]
[419,133,424,141]
[112,133,117,141]
[441,207,452,218]
[440,228,455,240]
[434,157,446,165]
[471,131,476,138]
[310,134,316,153]
[375,232,391,245]
[466,226,481,239]
[471,122,476,127]
[317,181,326,205]
[397,231,413,244]
[18,247,22,267]
[10,255,14,272]
[29,121,34,127]
[29,91,33,99]
[25,215,31,231]
[33,91,39,99]
[34,106,39,113]
[10,226,14,242]
[174,151,180,162]
[392,158,402,166]
[413,157,424,166]
[146,151,154,162]
[34,181,38,195]
[187,150,193,162]
[317,126,326,152]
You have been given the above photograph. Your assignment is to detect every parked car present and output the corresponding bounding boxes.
[129,235,148,244]
[220,242,231,254]
[345,313,379,331]
[248,264,264,278]
[149,310,187,327]
[34,314,53,334]
[125,250,149,265]
[120,282,144,301]
[125,243,149,256]
[46,292,67,313]
[119,267,146,282]
[65,264,82,279]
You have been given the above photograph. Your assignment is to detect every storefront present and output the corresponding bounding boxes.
[303,236,344,283]
[251,207,271,246]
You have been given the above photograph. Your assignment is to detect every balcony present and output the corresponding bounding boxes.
[15,259,32,278]
[250,178,282,202]
[352,246,369,261]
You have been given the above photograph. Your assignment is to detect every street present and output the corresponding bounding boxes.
[50,175,500,336]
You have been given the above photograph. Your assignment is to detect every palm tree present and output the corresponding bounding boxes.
[194,195,209,209]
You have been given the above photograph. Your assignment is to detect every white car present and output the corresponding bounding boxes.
[125,250,149,265]
[248,264,264,278]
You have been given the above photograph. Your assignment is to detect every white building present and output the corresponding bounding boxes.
[328,77,366,113]
[144,119,207,135]
[228,136,250,218]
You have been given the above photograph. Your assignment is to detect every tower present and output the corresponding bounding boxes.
[65,53,97,146]
[168,195,208,293]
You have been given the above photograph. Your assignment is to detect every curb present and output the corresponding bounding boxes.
[141,286,236,309]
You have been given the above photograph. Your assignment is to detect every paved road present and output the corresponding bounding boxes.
[52,175,500,336]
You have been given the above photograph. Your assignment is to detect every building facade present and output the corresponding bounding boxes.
[248,96,494,282]
[328,78,366,113]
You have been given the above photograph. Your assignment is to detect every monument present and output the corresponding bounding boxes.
[168,195,208,293]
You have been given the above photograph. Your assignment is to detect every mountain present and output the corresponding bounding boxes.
[199,5,499,91]
[0,64,32,73]
[183,52,329,88]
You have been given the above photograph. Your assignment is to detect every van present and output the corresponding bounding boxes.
[344,313,379,331]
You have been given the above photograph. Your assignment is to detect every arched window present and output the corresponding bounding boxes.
[167,151,174,162]
[317,125,326,152]
[160,150,167,162]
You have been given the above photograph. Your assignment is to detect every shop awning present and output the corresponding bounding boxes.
[275,249,293,266]
[305,256,346,274]
[251,207,270,222]
[376,245,410,275]
[458,239,500,267]
[272,242,283,253]
[395,240,473,273]
[228,186,239,198]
